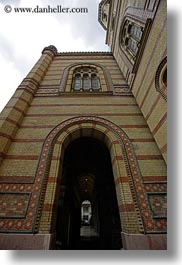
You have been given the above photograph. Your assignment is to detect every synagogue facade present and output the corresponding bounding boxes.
[0,0,167,249]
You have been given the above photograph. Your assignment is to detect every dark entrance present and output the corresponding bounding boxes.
[55,137,122,249]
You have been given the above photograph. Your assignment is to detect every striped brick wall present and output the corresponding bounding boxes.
[0,47,56,166]
[108,0,167,162]
[132,0,167,162]
[0,51,166,240]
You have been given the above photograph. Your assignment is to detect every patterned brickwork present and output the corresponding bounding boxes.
[0,50,167,237]
[148,193,167,218]
[37,116,143,234]
[36,116,166,234]
[0,47,56,167]
[0,193,30,218]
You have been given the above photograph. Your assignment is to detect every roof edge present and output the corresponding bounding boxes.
[56,51,112,56]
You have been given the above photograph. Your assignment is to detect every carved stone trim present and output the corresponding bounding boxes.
[155,56,167,102]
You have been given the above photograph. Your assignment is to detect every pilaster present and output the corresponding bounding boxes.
[0,45,57,165]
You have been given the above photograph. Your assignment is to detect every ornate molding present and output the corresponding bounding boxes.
[155,56,167,102]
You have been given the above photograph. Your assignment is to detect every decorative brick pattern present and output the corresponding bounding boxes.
[0,193,30,218]
[0,42,167,241]
[37,116,146,234]
[0,113,167,234]
[36,115,166,234]
[148,193,167,218]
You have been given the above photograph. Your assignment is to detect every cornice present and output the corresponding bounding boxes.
[57,51,112,56]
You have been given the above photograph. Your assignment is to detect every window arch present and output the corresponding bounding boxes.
[155,57,167,101]
[120,18,144,62]
[72,67,101,92]
[59,62,114,93]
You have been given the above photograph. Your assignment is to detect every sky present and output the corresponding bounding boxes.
[0,0,109,112]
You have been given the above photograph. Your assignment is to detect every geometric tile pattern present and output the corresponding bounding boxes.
[0,193,30,218]
[148,193,167,218]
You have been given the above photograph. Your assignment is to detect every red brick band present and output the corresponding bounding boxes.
[12,96,31,106]
[145,94,161,120]
[0,117,20,128]
[5,106,26,116]
[115,177,129,185]
[0,132,14,141]
[136,155,163,160]
[119,203,135,212]
[131,138,155,142]
[143,175,167,182]
[152,113,167,135]
[161,144,167,154]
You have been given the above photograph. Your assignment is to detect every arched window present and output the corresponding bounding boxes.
[74,73,81,90]
[72,67,101,92]
[83,74,89,90]
[120,18,144,61]
[91,74,99,90]
[128,38,138,55]
[130,24,143,41]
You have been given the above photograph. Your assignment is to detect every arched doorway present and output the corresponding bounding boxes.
[36,116,145,249]
[55,137,122,250]
[81,200,92,226]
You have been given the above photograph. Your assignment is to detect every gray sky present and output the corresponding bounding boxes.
[0,0,108,112]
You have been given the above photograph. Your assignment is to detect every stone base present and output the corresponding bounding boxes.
[121,232,167,250]
[0,232,167,250]
[0,233,55,250]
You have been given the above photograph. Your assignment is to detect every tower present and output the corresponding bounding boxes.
[0,0,167,250]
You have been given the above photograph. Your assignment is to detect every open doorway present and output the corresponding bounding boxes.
[55,137,122,250]
[81,200,92,226]
[80,200,99,246]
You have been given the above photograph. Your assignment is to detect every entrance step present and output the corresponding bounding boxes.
[80,226,98,237]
